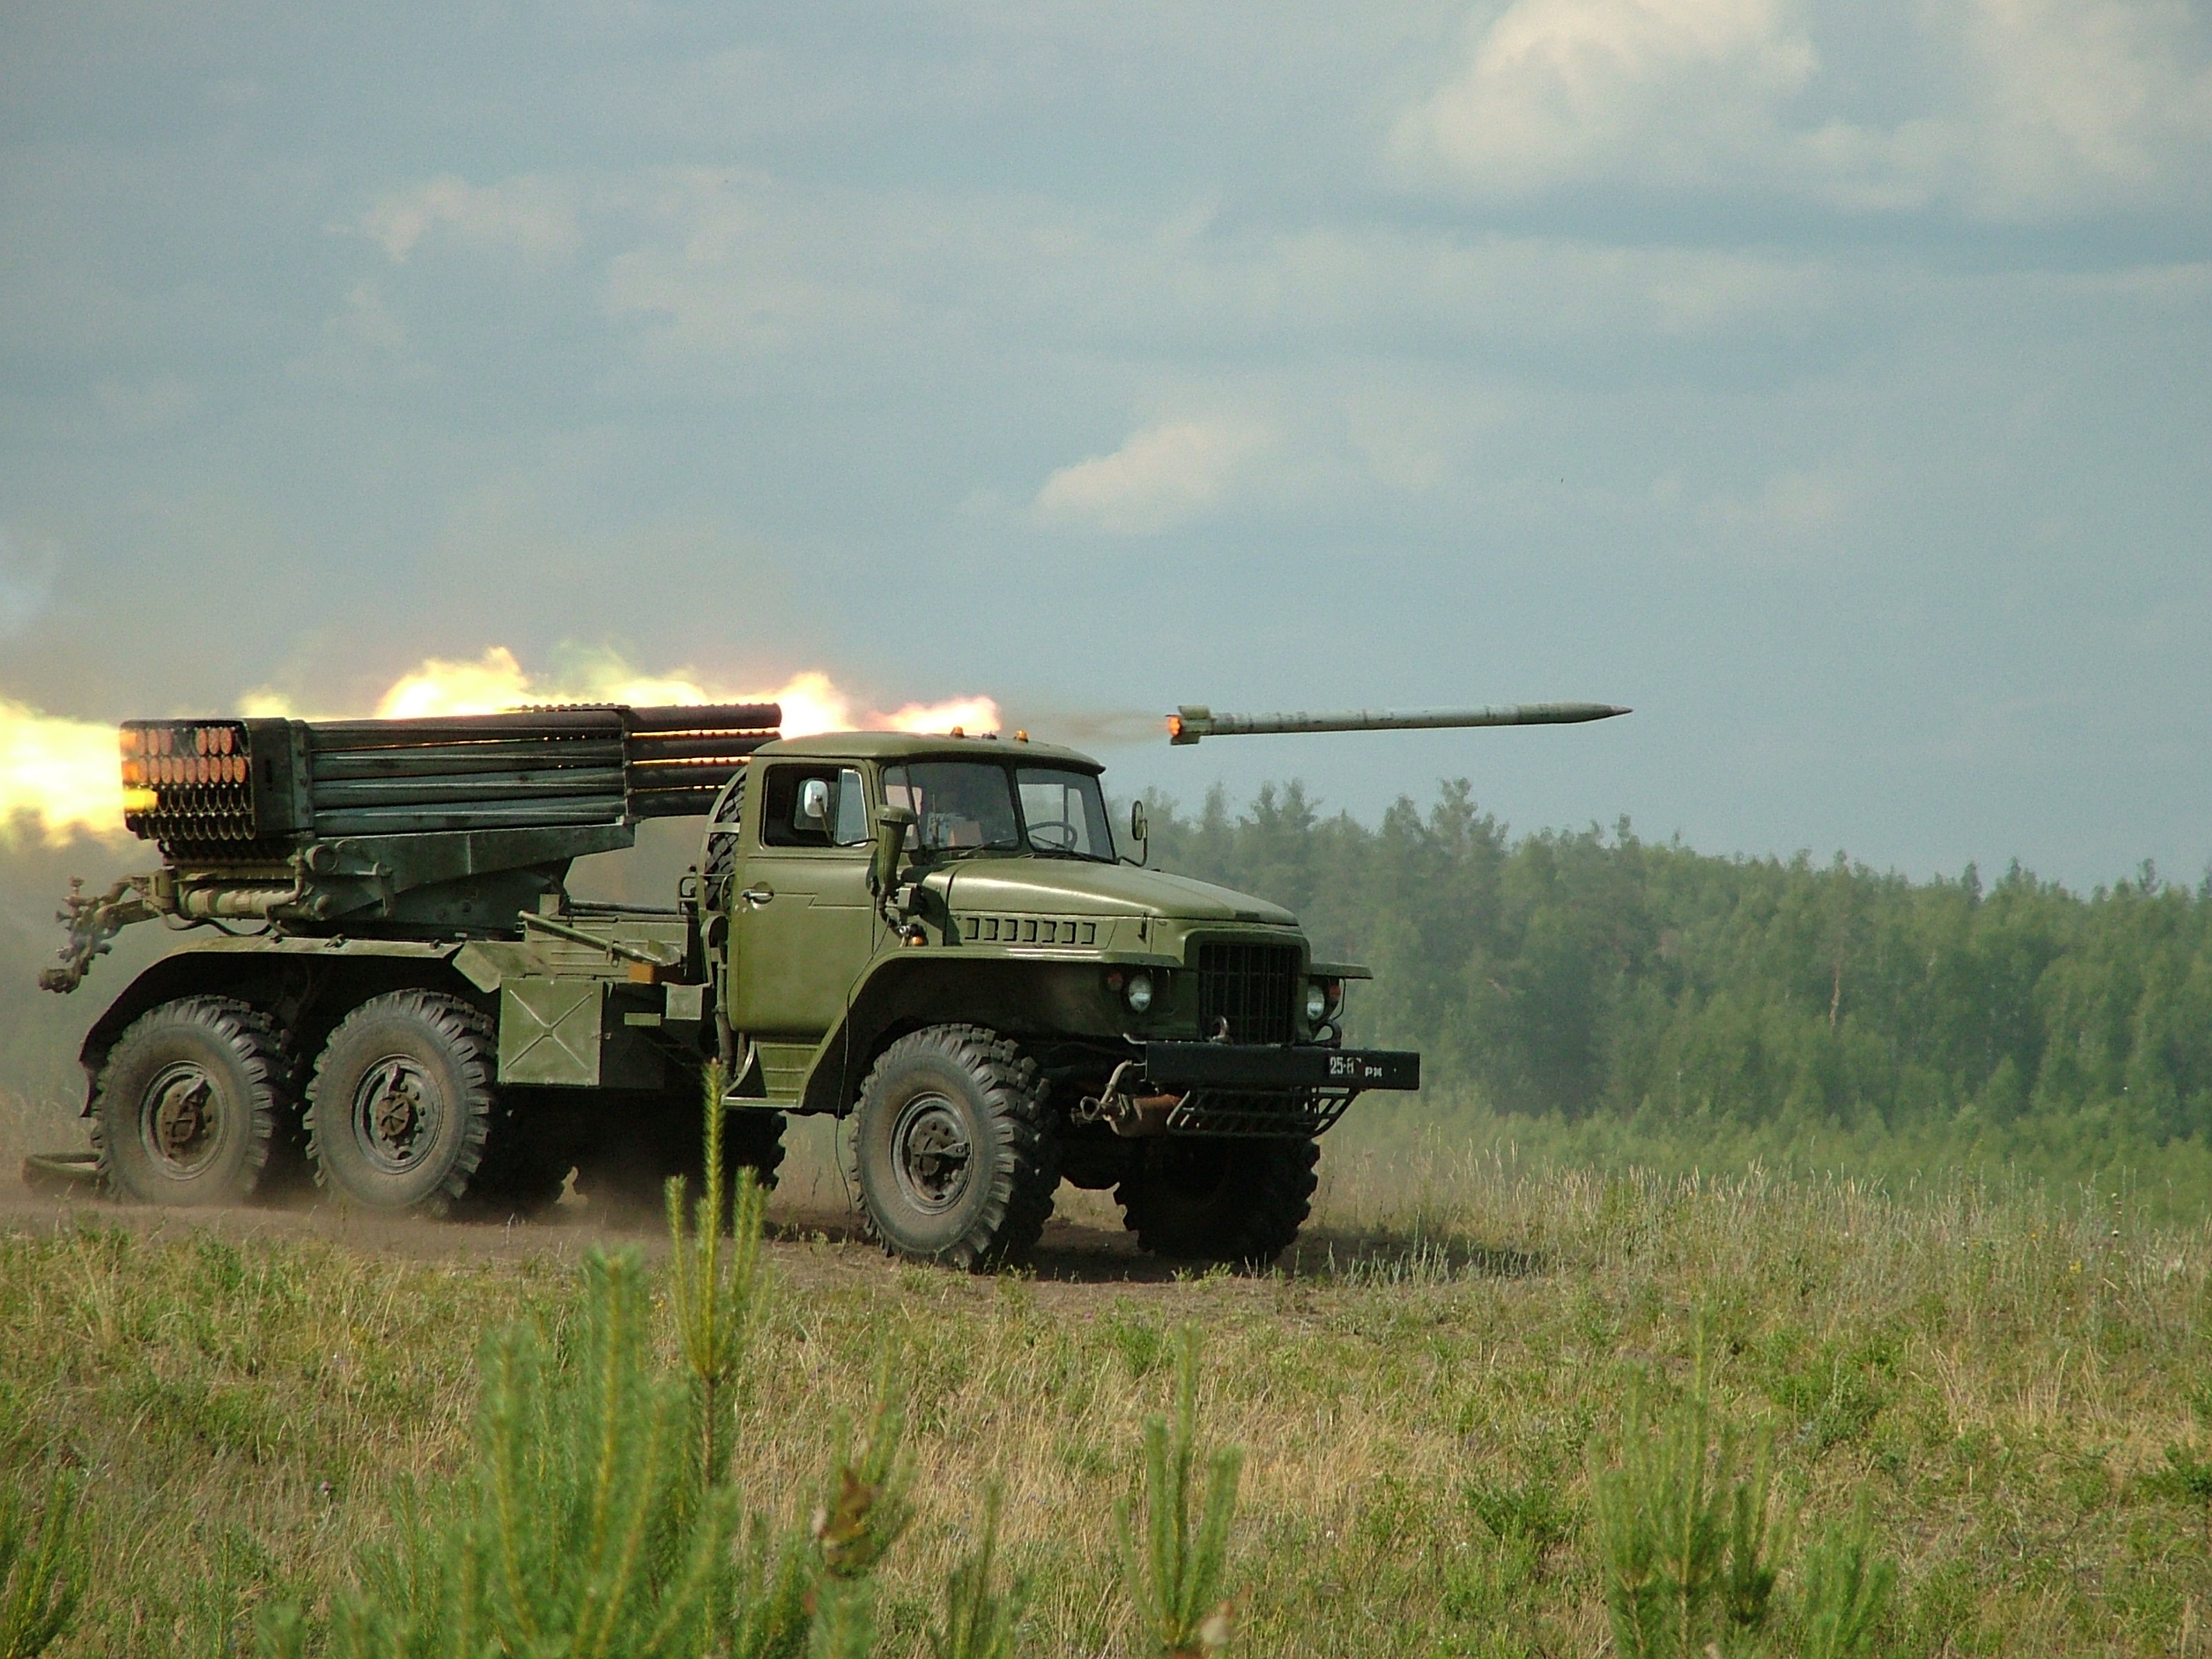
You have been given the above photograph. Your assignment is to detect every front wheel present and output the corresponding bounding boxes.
[305,991,496,1216]
[92,997,291,1206]
[848,1024,1058,1269]
[1115,1137,1319,1271]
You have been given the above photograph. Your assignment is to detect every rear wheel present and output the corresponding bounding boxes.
[848,1024,1057,1269]
[306,991,496,1216]
[92,997,290,1207]
[1115,1137,1319,1271]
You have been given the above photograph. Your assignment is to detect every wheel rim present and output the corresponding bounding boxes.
[139,1062,224,1177]
[351,1056,442,1176]
[889,1092,973,1215]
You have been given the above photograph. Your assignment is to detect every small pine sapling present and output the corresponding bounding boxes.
[258,1250,727,1659]
[257,1224,916,1659]
[1118,1327,1243,1657]
[1795,1504,1897,1659]
[478,1247,729,1658]
[260,1476,492,1659]
[725,1513,816,1659]
[928,1485,1028,1659]
[0,1456,85,1659]
[1720,1435,1782,1634]
[666,1056,769,1491]
[1595,1335,1783,1659]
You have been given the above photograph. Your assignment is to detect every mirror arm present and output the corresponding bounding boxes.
[871,805,917,900]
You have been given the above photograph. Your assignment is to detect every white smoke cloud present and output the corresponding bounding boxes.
[1032,419,1272,534]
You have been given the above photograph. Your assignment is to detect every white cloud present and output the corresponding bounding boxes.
[1395,0,1820,197]
[287,279,433,387]
[595,169,1834,374]
[1033,419,1272,534]
[327,161,1842,394]
[600,169,906,355]
[1964,0,2212,217]
[1394,0,2212,219]
[359,175,579,263]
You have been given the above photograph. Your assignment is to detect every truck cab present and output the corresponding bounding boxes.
[690,730,1416,1267]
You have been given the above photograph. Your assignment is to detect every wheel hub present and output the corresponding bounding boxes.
[353,1058,438,1174]
[890,1094,972,1214]
[144,1064,219,1173]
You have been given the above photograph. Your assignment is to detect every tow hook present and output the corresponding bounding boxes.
[1074,1059,1184,1138]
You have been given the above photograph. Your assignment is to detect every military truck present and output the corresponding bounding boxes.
[30,704,1403,1267]
[38,696,1623,1268]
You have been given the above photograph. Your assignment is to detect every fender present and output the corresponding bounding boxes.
[795,948,1160,1115]
[73,936,470,1113]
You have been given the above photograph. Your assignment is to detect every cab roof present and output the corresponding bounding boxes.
[753,729,1103,771]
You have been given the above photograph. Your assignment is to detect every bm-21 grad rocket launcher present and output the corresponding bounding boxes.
[40,702,781,993]
[35,688,1622,1275]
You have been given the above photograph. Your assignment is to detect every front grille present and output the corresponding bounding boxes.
[1194,940,1299,1045]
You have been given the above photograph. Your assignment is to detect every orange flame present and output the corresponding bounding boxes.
[0,699,130,845]
[350,647,1000,739]
[5,647,1002,847]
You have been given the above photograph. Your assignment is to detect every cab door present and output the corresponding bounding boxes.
[728,763,880,1041]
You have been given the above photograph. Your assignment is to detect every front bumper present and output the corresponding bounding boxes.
[1143,1042,1420,1092]
[1125,1042,1421,1137]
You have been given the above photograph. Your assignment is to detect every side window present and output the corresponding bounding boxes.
[832,767,870,844]
[760,765,872,850]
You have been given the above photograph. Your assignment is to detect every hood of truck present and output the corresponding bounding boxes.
[938,860,1296,926]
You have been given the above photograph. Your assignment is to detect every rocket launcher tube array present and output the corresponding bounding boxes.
[1166,702,1630,744]
[119,703,783,849]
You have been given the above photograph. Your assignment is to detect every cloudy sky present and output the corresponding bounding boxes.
[2,0,2208,886]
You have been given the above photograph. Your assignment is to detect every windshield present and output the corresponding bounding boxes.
[1016,767,1115,859]
[882,760,1115,861]
[882,762,1021,851]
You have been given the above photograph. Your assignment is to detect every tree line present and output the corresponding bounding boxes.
[1145,781,2212,1147]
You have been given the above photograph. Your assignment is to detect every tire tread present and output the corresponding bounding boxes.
[304,989,496,1216]
[92,996,290,1205]
[1117,1137,1319,1271]
[848,1023,1059,1270]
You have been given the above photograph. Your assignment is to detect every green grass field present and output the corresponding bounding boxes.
[3,1101,2210,1657]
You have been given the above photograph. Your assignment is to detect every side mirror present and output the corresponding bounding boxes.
[1129,800,1149,864]
[872,804,917,896]
[798,777,831,826]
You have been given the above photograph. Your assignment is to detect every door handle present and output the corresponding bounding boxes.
[739,885,775,908]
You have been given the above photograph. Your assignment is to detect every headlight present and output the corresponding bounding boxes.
[1125,971,1154,1014]
[1308,978,1343,1024]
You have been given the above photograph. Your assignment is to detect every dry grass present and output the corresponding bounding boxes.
[3,1125,2211,1655]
